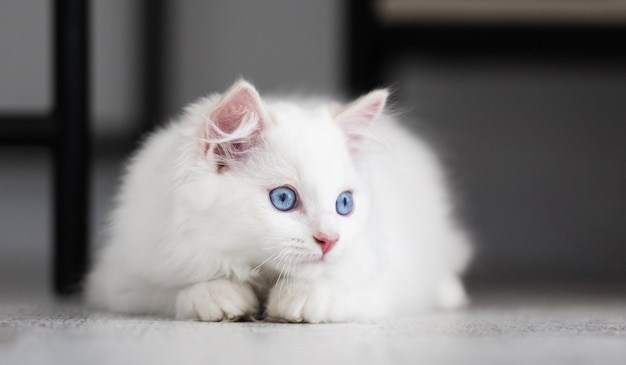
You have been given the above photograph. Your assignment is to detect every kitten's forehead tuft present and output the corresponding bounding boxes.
[258,100,357,195]
[267,101,348,159]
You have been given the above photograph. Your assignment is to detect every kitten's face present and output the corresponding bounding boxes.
[241,103,370,277]
[180,81,386,279]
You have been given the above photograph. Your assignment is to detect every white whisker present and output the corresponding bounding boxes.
[252,251,282,272]
[277,252,290,304]
[285,254,298,296]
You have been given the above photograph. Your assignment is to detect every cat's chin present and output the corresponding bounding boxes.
[263,255,330,278]
[279,257,324,269]
[295,254,342,272]
[298,257,324,265]
[297,252,341,265]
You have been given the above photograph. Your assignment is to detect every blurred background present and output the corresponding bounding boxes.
[1,0,625,297]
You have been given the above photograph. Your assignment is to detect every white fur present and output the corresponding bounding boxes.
[86,80,472,323]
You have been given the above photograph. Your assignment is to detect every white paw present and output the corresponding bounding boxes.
[265,281,347,323]
[437,276,468,310]
[175,279,259,321]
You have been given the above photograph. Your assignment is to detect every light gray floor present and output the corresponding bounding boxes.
[2,289,626,365]
[2,149,626,365]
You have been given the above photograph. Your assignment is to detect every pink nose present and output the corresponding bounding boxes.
[314,235,339,254]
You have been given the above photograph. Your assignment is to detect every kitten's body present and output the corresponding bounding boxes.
[86,80,471,322]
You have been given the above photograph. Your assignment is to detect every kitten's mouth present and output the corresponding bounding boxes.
[298,254,326,265]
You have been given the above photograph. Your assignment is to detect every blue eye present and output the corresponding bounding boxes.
[336,191,353,216]
[269,186,297,211]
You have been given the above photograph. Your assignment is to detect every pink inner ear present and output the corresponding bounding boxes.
[335,90,389,158]
[203,80,266,172]
[351,96,385,125]
[336,89,389,129]
[210,83,264,134]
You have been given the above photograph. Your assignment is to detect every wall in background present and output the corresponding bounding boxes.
[0,1,51,112]
[91,0,143,138]
[164,0,343,119]
[2,1,625,285]
[390,55,626,283]
[0,0,342,138]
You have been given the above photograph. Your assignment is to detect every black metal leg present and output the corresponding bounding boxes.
[141,0,165,135]
[53,0,90,294]
[346,0,383,97]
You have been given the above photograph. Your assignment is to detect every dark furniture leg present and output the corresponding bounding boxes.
[53,0,90,294]
[141,0,165,134]
[346,0,383,97]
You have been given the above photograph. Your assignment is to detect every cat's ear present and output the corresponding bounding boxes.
[203,80,267,172]
[335,89,389,156]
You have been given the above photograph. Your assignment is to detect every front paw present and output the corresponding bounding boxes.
[176,279,259,321]
[265,281,347,323]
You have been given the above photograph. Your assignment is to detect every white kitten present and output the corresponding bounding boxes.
[86,79,472,322]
